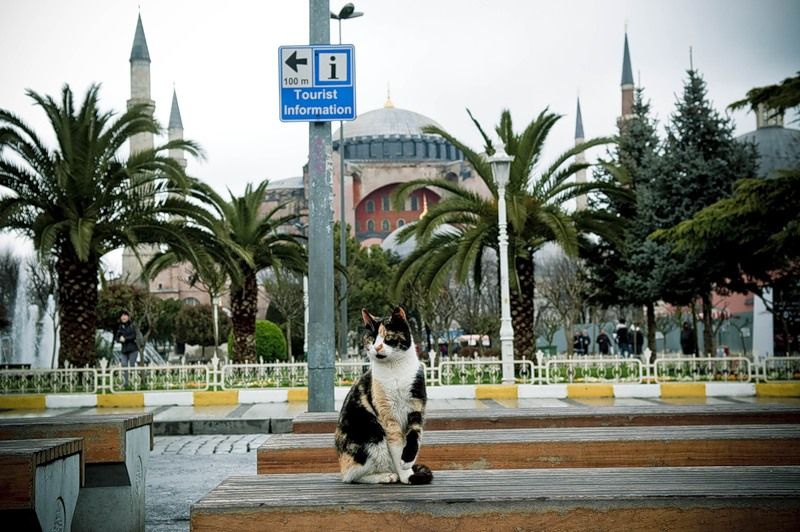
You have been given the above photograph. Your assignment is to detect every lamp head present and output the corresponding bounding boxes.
[488,146,514,188]
[332,3,363,20]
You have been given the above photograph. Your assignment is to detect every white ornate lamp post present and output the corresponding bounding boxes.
[488,146,515,384]
[331,3,363,360]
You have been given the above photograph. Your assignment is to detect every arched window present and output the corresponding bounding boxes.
[397,219,405,227]
[410,195,419,211]
[382,195,390,211]
[183,297,200,307]
[367,219,375,232]
[382,219,390,232]
[366,200,374,213]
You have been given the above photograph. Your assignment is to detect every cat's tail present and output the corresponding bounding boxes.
[409,463,433,485]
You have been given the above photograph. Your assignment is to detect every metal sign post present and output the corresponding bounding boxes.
[306,0,335,412]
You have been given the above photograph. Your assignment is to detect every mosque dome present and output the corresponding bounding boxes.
[737,125,800,178]
[335,104,444,140]
[333,100,463,162]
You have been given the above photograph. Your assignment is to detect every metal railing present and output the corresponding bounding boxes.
[0,365,98,395]
[654,356,752,383]
[546,357,643,384]
[763,356,800,383]
[0,352,797,395]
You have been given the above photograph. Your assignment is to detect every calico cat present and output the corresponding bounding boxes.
[334,306,433,484]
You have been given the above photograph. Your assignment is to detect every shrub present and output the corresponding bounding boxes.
[174,304,231,346]
[228,320,287,362]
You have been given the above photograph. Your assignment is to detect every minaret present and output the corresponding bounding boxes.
[618,30,635,127]
[127,14,155,153]
[168,88,187,169]
[574,97,587,211]
[122,14,156,284]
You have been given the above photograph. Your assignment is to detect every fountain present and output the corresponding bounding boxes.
[7,257,59,368]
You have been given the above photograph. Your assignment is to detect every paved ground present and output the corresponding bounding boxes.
[147,447,254,532]
[152,433,271,455]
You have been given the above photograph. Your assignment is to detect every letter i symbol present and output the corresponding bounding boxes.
[329,56,338,80]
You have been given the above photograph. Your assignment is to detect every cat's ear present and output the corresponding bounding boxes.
[361,309,378,330]
[391,306,407,323]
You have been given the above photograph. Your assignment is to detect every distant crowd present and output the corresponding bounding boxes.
[572,319,698,357]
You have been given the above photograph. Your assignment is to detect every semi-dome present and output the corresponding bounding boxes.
[737,126,800,178]
[381,222,459,260]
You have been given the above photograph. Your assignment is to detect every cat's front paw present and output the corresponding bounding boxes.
[381,473,399,484]
[400,460,414,470]
[397,468,413,484]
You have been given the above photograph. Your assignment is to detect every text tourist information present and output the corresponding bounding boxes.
[279,44,356,122]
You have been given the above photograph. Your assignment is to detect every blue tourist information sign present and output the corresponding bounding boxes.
[279,44,356,122]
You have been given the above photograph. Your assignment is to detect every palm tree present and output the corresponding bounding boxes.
[0,84,203,366]
[392,109,619,360]
[148,180,306,362]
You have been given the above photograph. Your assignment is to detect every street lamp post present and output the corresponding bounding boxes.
[331,3,363,360]
[488,146,515,384]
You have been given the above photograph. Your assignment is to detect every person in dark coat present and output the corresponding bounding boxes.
[680,321,697,356]
[580,330,591,356]
[572,331,583,355]
[116,311,138,385]
[632,322,645,356]
[596,328,611,355]
[615,319,631,358]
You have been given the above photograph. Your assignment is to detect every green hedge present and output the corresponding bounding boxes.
[228,320,288,362]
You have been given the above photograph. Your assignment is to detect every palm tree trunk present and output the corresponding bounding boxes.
[231,271,258,362]
[56,247,98,366]
[510,254,535,360]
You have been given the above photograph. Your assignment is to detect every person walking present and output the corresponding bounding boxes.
[615,319,631,358]
[597,328,611,355]
[580,330,591,356]
[680,321,697,356]
[632,322,645,356]
[572,331,583,355]
[116,311,139,386]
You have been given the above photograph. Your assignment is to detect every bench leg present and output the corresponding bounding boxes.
[35,454,81,532]
[72,426,150,532]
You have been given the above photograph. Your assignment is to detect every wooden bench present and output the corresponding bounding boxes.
[291,403,800,433]
[257,424,800,474]
[191,466,800,531]
[0,414,152,532]
[0,438,84,532]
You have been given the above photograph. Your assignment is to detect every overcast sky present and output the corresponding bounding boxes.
[1,0,799,266]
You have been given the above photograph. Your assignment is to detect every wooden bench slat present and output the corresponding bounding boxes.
[292,404,800,433]
[257,424,800,473]
[0,413,153,464]
[0,438,84,511]
[198,466,800,504]
[191,467,800,532]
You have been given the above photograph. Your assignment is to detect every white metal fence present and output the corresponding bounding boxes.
[0,352,796,395]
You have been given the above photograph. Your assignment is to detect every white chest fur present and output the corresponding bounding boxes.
[371,344,421,426]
